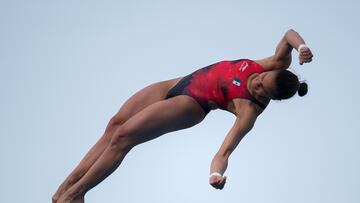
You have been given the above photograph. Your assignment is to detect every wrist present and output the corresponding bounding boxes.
[209,172,223,178]
[297,44,308,52]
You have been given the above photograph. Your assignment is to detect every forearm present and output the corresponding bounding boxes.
[210,153,229,175]
[284,29,306,50]
[209,111,255,175]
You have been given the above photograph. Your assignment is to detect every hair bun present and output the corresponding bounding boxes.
[298,82,308,97]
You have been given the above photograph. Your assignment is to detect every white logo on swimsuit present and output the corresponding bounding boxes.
[239,62,248,72]
[232,78,241,86]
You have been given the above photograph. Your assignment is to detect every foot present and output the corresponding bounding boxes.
[52,188,65,203]
[57,195,84,203]
[52,182,71,203]
[72,196,85,203]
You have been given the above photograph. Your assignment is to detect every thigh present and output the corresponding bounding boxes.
[111,77,182,124]
[114,95,206,147]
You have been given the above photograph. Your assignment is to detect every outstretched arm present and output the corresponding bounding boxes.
[209,100,259,190]
[256,29,313,71]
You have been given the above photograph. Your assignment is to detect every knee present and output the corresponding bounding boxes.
[105,114,127,133]
[109,126,136,152]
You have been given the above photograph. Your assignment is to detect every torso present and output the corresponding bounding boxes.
[166,59,269,114]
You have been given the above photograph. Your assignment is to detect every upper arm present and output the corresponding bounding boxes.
[257,31,293,71]
[218,102,259,158]
[274,34,293,63]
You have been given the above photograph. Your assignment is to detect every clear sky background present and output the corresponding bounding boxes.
[1,0,359,202]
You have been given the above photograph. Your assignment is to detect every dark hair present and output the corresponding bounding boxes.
[273,70,308,100]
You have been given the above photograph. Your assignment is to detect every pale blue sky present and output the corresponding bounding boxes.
[1,0,359,203]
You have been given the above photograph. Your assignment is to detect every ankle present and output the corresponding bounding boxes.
[65,185,86,200]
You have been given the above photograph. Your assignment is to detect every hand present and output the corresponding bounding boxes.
[298,46,313,65]
[209,175,227,190]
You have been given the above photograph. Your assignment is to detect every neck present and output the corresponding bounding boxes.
[246,73,271,103]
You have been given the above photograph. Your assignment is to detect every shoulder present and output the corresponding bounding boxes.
[254,56,292,71]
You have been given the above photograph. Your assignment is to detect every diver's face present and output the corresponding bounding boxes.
[251,71,278,99]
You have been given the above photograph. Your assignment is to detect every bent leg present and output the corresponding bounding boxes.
[53,78,181,202]
[58,96,205,202]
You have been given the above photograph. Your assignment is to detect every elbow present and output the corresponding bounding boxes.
[287,28,296,33]
[286,29,298,36]
[287,28,295,33]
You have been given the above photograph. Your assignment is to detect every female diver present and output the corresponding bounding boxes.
[53,29,313,203]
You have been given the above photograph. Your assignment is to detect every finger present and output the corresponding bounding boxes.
[212,183,220,189]
[299,52,313,57]
[299,57,304,65]
[300,50,312,55]
[303,58,313,63]
[300,57,313,62]
[299,49,309,55]
[209,177,217,184]
[219,177,226,184]
[300,54,313,60]
[210,181,218,187]
[219,182,225,190]
[216,181,223,189]
[222,177,227,186]
[210,177,221,184]
[300,55,313,60]
[210,179,220,187]
[210,183,217,189]
[300,52,313,57]
[217,178,226,189]
[210,176,226,189]
[305,54,313,59]
[303,56,313,61]
[301,54,313,60]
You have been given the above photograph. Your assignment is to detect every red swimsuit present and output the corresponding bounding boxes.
[166,59,268,114]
